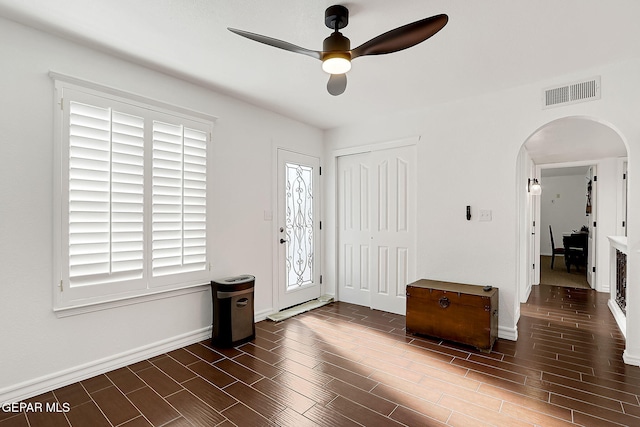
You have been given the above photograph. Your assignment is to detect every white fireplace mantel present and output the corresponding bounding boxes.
[608,235,628,254]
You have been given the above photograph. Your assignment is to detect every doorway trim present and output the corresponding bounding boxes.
[534,160,599,291]
[331,136,419,159]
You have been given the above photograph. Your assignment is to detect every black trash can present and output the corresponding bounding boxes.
[211,275,255,347]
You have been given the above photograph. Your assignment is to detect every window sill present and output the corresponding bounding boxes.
[53,283,211,318]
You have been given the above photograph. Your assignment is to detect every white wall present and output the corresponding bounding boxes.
[324,59,640,347]
[0,17,322,400]
[540,174,590,256]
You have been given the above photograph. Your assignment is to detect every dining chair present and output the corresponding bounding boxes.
[549,226,564,269]
[563,234,587,273]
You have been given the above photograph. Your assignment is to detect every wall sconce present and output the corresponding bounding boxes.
[528,178,542,195]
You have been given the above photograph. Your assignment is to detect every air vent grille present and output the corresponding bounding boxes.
[543,76,601,109]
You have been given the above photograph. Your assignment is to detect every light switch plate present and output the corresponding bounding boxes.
[479,209,492,222]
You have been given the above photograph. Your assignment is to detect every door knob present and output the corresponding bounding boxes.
[280,238,287,244]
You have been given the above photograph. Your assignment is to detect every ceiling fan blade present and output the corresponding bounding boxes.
[228,28,322,60]
[327,73,347,96]
[351,14,448,59]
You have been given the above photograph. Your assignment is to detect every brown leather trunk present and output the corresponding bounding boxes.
[406,279,499,352]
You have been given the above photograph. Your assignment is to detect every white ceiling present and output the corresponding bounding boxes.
[525,117,627,164]
[1,0,639,132]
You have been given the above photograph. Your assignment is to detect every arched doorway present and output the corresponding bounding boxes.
[517,116,627,303]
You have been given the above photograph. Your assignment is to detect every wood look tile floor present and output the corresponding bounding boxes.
[2,284,639,426]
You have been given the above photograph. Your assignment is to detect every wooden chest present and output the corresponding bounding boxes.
[406,279,499,352]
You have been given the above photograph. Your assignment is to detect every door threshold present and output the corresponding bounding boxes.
[267,295,334,322]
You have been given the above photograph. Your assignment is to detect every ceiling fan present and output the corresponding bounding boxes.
[228,5,448,96]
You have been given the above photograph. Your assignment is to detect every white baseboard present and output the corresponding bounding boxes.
[0,326,211,404]
[608,299,627,339]
[521,284,532,304]
[254,307,272,322]
[623,350,640,367]
[498,325,518,341]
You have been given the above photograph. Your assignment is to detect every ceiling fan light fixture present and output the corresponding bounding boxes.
[322,54,351,74]
[322,31,351,74]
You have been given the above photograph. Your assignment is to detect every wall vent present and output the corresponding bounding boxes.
[542,76,601,109]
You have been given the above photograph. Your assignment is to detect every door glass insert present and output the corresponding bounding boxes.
[285,162,314,290]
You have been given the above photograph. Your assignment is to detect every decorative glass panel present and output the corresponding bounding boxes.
[285,162,314,289]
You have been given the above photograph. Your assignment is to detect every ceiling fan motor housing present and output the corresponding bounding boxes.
[325,5,349,30]
[323,32,350,56]
[324,5,351,63]
[322,31,351,68]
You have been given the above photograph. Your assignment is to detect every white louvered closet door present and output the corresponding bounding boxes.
[68,101,145,289]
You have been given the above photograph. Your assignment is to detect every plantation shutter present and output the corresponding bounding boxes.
[55,77,215,311]
[152,121,207,277]
[68,101,145,287]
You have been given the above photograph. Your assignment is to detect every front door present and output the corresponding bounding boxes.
[277,149,321,309]
[337,145,416,315]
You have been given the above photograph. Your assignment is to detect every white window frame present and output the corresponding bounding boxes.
[52,73,216,316]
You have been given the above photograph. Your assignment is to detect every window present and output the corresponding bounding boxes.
[53,75,214,313]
